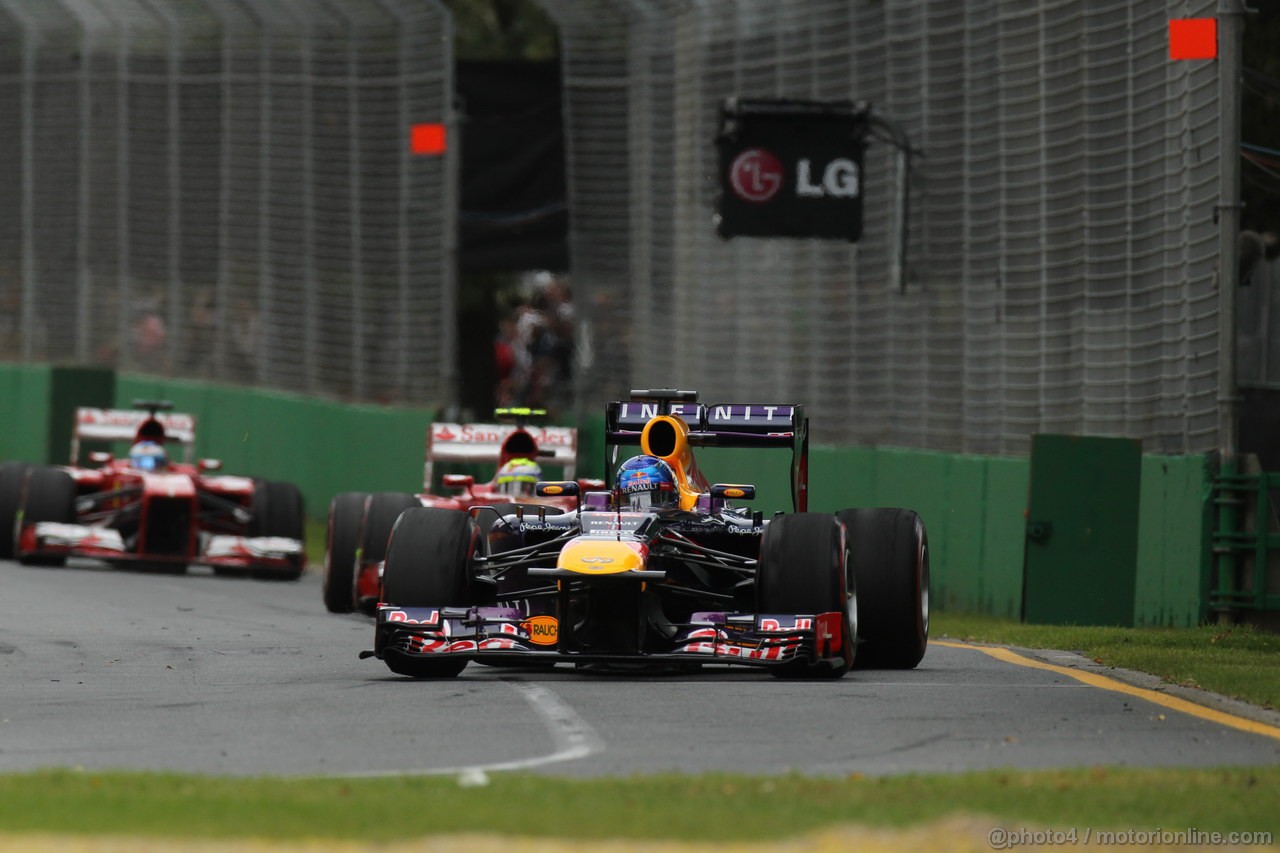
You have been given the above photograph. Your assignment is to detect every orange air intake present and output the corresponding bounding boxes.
[640,415,706,509]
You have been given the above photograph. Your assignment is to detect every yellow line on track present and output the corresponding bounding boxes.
[933,639,1280,743]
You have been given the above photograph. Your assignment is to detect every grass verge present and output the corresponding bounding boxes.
[0,767,1276,842]
[933,611,1280,710]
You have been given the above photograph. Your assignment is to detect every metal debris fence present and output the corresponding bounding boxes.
[0,1,1226,456]
[0,0,456,405]
[538,0,1223,454]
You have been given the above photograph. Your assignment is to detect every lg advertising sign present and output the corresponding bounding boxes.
[716,99,869,242]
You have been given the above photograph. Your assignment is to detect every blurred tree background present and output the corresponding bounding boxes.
[439,0,558,60]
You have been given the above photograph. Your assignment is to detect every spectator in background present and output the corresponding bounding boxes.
[494,313,518,407]
[130,300,168,374]
[228,297,260,382]
[492,271,577,419]
[184,286,218,376]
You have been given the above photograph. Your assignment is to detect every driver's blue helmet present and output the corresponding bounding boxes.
[616,455,677,510]
[128,441,168,472]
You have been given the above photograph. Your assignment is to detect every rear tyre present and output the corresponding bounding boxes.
[322,491,368,613]
[836,508,929,669]
[756,512,854,678]
[249,480,306,581]
[380,507,477,678]
[18,467,76,567]
[0,461,32,559]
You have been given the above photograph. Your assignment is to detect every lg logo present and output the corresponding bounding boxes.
[729,148,783,203]
[797,158,859,198]
[729,147,860,203]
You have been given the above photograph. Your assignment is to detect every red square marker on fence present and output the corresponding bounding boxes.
[411,123,447,156]
[1169,18,1217,60]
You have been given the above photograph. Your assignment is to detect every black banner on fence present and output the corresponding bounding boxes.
[716,99,869,242]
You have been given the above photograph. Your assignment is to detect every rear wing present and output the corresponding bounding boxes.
[604,390,809,511]
[424,422,577,489]
[71,407,197,464]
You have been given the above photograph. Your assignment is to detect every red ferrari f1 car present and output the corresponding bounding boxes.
[322,408,603,615]
[363,390,929,678]
[0,401,305,578]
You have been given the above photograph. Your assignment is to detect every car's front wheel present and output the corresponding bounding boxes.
[380,507,478,678]
[355,492,421,614]
[0,461,32,559]
[248,480,306,581]
[322,491,368,613]
[756,512,855,678]
[18,467,76,567]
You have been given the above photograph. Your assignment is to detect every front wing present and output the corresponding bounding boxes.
[367,605,846,669]
[16,522,302,570]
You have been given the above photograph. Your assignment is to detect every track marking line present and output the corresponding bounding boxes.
[933,639,1280,743]
[327,678,602,778]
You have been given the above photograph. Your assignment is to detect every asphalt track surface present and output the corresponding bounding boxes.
[2,558,1278,778]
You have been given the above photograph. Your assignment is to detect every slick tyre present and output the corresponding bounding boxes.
[355,492,421,615]
[380,507,478,678]
[756,512,855,678]
[322,491,368,613]
[836,507,929,669]
[248,480,306,581]
[18,467,76,567]
[360,493,422,566]
[0,461,32,559]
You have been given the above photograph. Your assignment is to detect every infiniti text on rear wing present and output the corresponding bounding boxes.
[605,400,809,511]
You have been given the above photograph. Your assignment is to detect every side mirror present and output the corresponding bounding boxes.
[88,451,113,465]
[710,483,756,501]
[442,474,475,490]
[536,480,580,498]
[199,458,223,472]
[577,478,606,491]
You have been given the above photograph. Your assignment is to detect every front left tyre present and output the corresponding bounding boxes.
[17,466,76,567]
[380,507,479,679]
[248,479,306,581]
[756,512,855,678]
[322,491,368,613]
[355,492,422,614]
[0,461,32,559]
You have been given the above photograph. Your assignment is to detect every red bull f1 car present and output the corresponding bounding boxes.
[322,408,602,615]
[0,401,305,578]
[362,390,929,678]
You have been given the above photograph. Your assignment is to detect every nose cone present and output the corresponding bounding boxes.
[556,539,646,574]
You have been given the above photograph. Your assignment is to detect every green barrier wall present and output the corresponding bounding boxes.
[117,375,435,522]
[0,364,115,464]
[0,364,1212,623]
[644,438,1209,626]
[0,363,54,463]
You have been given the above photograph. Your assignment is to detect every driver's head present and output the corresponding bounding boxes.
[616,455,677,510]
[495,457,542,497]
[128,441,168,472]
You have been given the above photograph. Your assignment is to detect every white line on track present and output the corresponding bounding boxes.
[323,678,603,778]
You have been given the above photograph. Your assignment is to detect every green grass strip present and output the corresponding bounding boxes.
[0,767,1276,842]
[933,612,1280,710]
